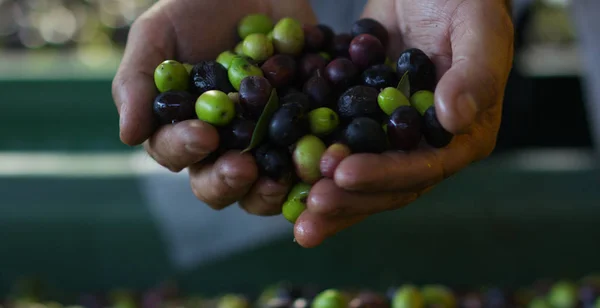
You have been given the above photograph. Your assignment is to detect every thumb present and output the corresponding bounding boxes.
[435,1,514,134]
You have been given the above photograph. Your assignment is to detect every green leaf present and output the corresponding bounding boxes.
[396,70,410,99]
[241,88,280,153]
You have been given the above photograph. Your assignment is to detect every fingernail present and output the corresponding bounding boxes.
[261,192,286,206]
[224,174,253,190]
[183,121,211,154]
[256,180,286,202]
[458,92,478,127]
[320,143,351,178]
[294,220,321,248]
[185,143,209,155]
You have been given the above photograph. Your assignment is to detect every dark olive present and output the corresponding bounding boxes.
[387,105,422,151]
[329,33,353,58]
[238,76,273,120]
[351,18,389,48]
[348,34,386,70]
[422,105,453,148]
[268,102,310,147]
[343,117,388,154]
[396,48,437,95]
[261,54,297,88]
[337,85,384,122]
[361,64,399,90]
[254,143,294,182]
[189,60,235,95]
[152,91,196,125]
[324,58,359,91]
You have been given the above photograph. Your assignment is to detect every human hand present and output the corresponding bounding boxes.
[293,0,515,248]
[112,0,317,214]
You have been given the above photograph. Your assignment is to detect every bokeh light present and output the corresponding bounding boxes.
[0,0,154,51]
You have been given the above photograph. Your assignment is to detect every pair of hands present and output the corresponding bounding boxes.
[111,0,514,248]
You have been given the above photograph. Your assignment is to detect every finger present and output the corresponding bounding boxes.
[239,177,291,216]
[293,211,367,248]
[435,1,514,134]
[112,7,175,146]
[189,151,258,210]
[334,134,478,192]
[307,179,419,217]
[320,143,351,179]
[144,120,220,172]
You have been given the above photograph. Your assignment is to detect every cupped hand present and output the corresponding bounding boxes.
[293,0,515,248]
[112,0,317,214]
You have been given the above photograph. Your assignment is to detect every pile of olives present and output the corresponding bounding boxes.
[6,275,600,308]
[151,14,454,223]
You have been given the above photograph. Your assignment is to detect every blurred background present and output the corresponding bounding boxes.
[1,0,599,306]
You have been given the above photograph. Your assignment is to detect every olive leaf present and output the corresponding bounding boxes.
[241,88,280,153]
[396,70,410,99]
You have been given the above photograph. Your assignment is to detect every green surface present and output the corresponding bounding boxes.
[1,160,599,296]
[0,79,131,152]
[177,163,600,295]
[0,177,172,296]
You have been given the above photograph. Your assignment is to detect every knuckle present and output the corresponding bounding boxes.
[240,201,281,216]
[307,197,338,215]
[156,156,184,173]
[144,142,183,173]
[479,138,497,160]
[471,124,498,161]
[190,182,207,204]
[165,163,184,173]
[389,193,419,210]
[312,202,338,215]
[190,182,229,211]
[150,130,198,172]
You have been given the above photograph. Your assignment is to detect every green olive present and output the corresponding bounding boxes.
[217,294,250,308]
[217,51,238,70]
[256,285,281,308]
[410,90,435,116]
[293,135,327,184]
[528,297,551,308]
[183,63,194,74]
[311,289,348,308]
[228,92,240,104]
[309,107,339,136]
[154,60,189,93]
[228,56,264,91]
[547,281,578,308]
[238,14,274,39]
[282,199,306,224]
[392,285,424,308]
[287,182,312,201]
[378,87,410,116]
[44,302,63,308]
[242,33,274,62]
[272,17,304,56]
[235,42,245,55]
[421,285,456,308]
[195,90,236,126]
